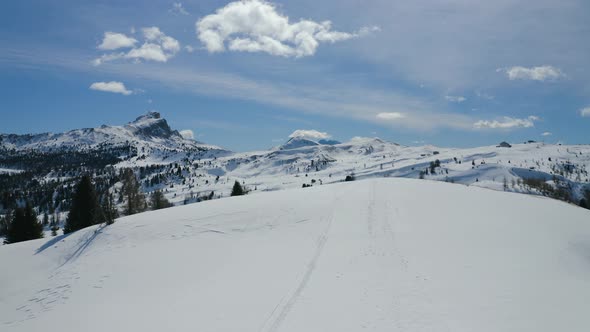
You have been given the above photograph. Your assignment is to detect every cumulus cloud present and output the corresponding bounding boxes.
[474,116,539,129]
[580,107,590,117]
[94,27,180,65]
[501,66,564,81]
[541,132,552,136]
[170,2,189,15]
[289,129,331,140]
[445,95,466,103]
[89,81,132,95]
[376,112,406,120]
[98,32,138,50]
[196,0,378,57]
[179,129,195,139]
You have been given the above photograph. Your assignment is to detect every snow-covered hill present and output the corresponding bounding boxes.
[1,179,589,331]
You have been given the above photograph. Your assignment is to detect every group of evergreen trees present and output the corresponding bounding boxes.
[3,203,44,244]
[64,170,157,234]
[1,169,177,244]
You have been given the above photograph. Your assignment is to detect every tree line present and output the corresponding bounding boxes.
[2,169,174,244]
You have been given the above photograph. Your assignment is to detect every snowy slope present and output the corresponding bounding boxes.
[1,178,590,332]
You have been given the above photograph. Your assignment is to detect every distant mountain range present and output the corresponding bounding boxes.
[1,112,589,218]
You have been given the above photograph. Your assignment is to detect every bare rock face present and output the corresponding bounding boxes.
[126,111,181,139]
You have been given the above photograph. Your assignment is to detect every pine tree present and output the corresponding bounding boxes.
[150,190,172,210]
[581,189,590,210]
[50,216,59,236]
[4,203,43,244]
[0,211,11,237]
[100,192,118,225]
[121,169,145,215]
[231,181,245,196]
[64,175,100,234]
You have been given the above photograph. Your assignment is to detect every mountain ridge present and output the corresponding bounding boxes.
[0,111,224,154]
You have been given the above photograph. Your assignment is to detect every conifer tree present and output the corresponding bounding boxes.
[231,181,245,196]
[100,192,118,225]
[121,169,146,215]
[150,190,172,210]
[4,203,43,244]
[64,175,100,234]
[0,212,9,237]
[50,214,60,236]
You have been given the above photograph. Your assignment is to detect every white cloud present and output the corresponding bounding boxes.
[474,116,539,129]
[92,52,126,66]
[541,132,552,136]
[184,45,195,53]
[125,43,168,62]
[94,27,180,65]
[179,129,195,139]
[580,107,590,117]
[502,66,564,81]
[98,32,137,50]
[289,129,331,140]
[89,81,132,95]
[445,95,466,103]
[170,2,189,15]
[376,112,406,120]
[142,27,180,53]
[196,0,378,57]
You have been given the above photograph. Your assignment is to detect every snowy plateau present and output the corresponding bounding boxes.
[1,112,590,331]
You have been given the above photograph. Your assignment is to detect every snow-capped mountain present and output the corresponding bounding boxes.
[0,111,225,155]
[278,137,321,150]
[277,137,342,150]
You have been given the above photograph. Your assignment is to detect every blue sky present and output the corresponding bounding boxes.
[1,0,589,151]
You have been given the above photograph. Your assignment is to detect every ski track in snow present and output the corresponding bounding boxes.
[262,201,336,332]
